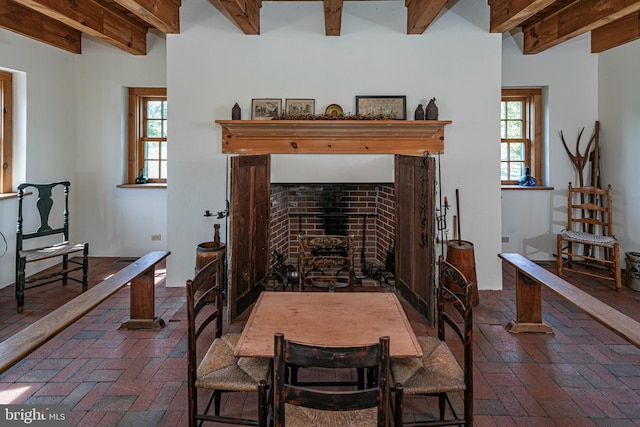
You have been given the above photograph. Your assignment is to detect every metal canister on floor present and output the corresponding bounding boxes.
[625,252,640,291]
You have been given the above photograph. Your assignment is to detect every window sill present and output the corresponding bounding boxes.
[117,183,167,189]
[0,192,18,200]
[501,185,554,191]
[0,191,32,201]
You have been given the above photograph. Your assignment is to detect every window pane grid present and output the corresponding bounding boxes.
[501,97,531,184]
[141,96,167,182]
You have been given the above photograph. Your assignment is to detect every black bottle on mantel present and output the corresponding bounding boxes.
[426,98,438,120]
[232,103,241,120]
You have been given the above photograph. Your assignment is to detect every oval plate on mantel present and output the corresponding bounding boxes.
[325,104,343,117]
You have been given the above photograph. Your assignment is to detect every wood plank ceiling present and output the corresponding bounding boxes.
[0,0,638,55]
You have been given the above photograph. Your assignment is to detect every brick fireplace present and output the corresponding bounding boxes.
[269,183,395,275]
[219,119,448,320]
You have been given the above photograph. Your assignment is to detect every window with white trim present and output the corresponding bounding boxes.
[128,88,167,184]
[501,88,542,185]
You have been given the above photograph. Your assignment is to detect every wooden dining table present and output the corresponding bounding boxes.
[234,291,423,358]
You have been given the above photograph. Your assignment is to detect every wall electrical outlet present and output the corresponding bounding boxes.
[151,234,161,241]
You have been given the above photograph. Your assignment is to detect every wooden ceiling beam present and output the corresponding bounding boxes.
[523,0,640,54]
[591,11,640,53]
[113,0,181,34]
[0,0,81,54]
[489,0,556,33]
[323,0,342,36]
[12,0,148,55]
[405,0,448,34]
[210,0,261,35]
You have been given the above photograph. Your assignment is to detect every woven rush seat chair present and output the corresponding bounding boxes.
[16,181,89,313]
[391,256,474,427]
[186,259,270,426]
[273,332,402,427]
[557,183,621,290]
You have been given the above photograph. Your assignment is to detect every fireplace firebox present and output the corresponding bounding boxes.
[269,183,395,280]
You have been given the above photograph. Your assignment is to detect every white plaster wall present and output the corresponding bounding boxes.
[166,1,504,289]
[74,36,168,257]
[0,30,77,288]
[501,33,599,260]
[0,30,167,289]
[598,40,640,261]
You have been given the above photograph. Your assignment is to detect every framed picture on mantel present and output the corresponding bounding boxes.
[355,95,407,120]
[285,98,315,115]
[251,98,282,120]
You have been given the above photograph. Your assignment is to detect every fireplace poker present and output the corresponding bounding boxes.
[456,188,461,245]
[436,152,449,255]
[360,214,367,270]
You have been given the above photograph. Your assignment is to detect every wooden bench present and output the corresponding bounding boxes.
[499,253,640,349]
[0,250,170,375]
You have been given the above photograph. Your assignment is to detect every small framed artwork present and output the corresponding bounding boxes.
[251,98,282,120]
[285,99,315,115]
[355,95,407,120]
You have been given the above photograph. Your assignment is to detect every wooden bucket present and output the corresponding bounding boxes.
[195,242,226,278]
[446,240,480,306]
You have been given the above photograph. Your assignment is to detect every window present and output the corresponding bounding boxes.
[501,88,542,185]
[128,88,167,184]
[0,70,12,194]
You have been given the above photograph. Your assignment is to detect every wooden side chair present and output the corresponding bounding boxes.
[273,332,402,427]
[298,234,356,291]
[391,256,474,427]
[557,183,621,290]
[16,181,89,313]
[186,259,270,427]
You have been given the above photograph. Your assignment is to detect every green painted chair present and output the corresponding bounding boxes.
[16,181,89,312]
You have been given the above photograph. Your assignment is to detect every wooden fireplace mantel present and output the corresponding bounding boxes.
[215,120,451,155]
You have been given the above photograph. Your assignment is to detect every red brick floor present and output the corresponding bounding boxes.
[1,257,639,426]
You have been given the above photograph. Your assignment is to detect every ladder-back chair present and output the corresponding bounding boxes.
[557,183,621,290]
[273,332,402,427]
[16,181,89,313]
[186,259,270,426]
[391,256,474,426]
